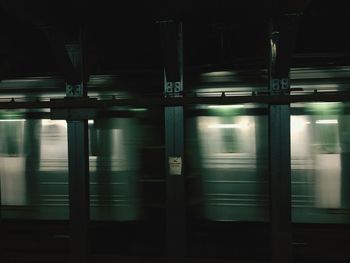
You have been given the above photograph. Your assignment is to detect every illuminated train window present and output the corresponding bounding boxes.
[198,116,256,156]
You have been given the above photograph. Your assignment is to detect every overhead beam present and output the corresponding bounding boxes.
[0,91,349,110]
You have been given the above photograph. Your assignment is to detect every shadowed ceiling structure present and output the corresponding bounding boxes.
[0,0,349,77]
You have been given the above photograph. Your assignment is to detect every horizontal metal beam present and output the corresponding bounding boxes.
[0,92,349,110]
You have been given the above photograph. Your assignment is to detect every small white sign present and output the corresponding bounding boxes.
[169,157,182,175]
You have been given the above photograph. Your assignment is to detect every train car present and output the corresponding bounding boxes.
[1,102,350,224]
[185,102,350,224]
[0,108,166,221]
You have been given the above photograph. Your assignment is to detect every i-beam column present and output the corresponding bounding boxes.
[159,21,186,263]
[65,42,90,263]
[44,25,90,262]
[0,160,5,262]
[268,14,301,263]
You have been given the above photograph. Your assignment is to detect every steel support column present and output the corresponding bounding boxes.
[165,106,186,261]
[24,120,41,206]
[63,32,90,263]
[0,158,5,263]
[269,104,291,263]
[67,120,89,263]
[48,32,90,261]
[0,68,6,263]
[268,13,301,263]
[160,21,186,263]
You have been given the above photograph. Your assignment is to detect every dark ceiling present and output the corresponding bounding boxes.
[0,0,349,77]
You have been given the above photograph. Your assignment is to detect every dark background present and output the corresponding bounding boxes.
[0,0,349,76]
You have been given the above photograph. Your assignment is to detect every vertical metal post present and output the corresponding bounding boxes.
[67,120,89,263]
[95,120,113,210]
[338,117,350,208]
[269,103,291,263]
[65,36,90,263]
[0,159,4,263]
[268,14,301,263]
[24,120,41,206]
[0,79,6,262]
[160,21,186,263]
[165,106,186,262]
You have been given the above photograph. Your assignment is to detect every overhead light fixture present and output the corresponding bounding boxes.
[201,71,233,77]
[0,119,25,122]
[293,84,339,89]
[308,102,342,110]
[316,119,338,124]
[310,102,340,106]
[208,105,244,109]
[130,108,147,112]
[208,123,249,129]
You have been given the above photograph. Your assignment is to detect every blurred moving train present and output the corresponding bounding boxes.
[1,101,350,224]
[187,102,350,224]
[0,108,164,221]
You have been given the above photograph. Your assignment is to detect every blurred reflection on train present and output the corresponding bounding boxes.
[1,103,350,223]
[0,108,165,220]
